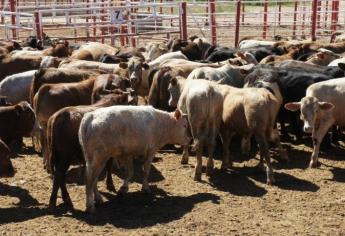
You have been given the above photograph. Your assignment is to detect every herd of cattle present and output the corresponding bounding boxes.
[1,34,345,213]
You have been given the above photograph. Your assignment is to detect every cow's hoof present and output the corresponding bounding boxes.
[206,167,213,176]
[309,161,318,168]
[267,177,275,185]
[220,162,230,170]
[142,186,151,194]
[106,183,116,193]
[86,205,95,214]
[194,173,202,181]
[118,186,128,195]
[180,158,189,165]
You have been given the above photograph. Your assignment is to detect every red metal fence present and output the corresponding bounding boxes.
[0,0,344,47]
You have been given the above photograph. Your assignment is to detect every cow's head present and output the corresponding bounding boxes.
[119,56,149,90]
[167,76,182,108]
[15,102,36,136]
[285,96,334,134]
[51,40,69,57]
[145,43,167,61]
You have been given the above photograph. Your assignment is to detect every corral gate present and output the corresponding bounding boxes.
[0,0,344,47]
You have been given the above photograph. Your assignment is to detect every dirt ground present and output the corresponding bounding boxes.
[1,136,345,235]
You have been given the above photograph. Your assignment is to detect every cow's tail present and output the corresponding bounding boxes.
[45,115,56,174]
[78,113,93,165]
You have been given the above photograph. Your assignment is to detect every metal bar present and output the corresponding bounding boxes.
[292,0,298,39]
[235,0,241,47]
[262,0,268,39]
[180,2,187,40]
[311,0,318,41]
[209,0,216,44]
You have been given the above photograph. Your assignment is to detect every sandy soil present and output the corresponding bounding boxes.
[1,136,345,235]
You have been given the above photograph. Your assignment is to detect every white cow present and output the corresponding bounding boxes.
[78,106,190,213]
[187,63,255,87]
[168,78,224,181]
[285,78,345,168]
[0,70,36,104]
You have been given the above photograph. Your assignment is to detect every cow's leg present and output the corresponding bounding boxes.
[85,158,105,213]
[270,128,288,161]
[57,160,73,209]
[194,138,203,181]
[220,129,233,170]
[310,120,334,168]
[119,157,133,195]
[255,133,275,185]
[48,173,59,210]
[105,158,115,192]
[142,152,155,193]
[241,137,251,156]
[181,145,189,164]
[206,123,218,176]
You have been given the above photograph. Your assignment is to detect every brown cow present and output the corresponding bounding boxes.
[46,92,132,210]
[0,56,42,81]
[30,68,99,105]
[0,139,14,178]
[0,41,21,52]
[0,101,35,145]
[34,75,131,157]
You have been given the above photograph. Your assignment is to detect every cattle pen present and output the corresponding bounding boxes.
[0,0,345,46]
[1,0,345,236]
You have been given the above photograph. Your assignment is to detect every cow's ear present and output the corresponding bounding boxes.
[142,63,149,70]
[174,109,182,120]
[170,77,177,86]
[138,47,146,52]
[14,104,23,115]
[236,51,245,59]
[318,102,334,111]
[119,62,128,69]
[51,42,56,48]
[338,63,345,71]
[64,40,69,47]
[284,102,301,111]
[316,52,324,59]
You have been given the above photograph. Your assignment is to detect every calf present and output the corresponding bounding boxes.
[0,101,35,145]
[305,49,340,66]
[46,92,132,210]
[71,42,118,61]
[0,139,15,178]
[168,78,224,181]
[221,83,284,184]
[245,65,334,139]
[143,42,168,61]
[78,106,190,213]
[187,62,254,87]
[59,59,119,74]
[0,55,42,81]
[285,78,345,168]
[30,68,97,104]
[0,70,37,104]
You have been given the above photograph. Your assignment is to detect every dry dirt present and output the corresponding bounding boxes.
[1,136,345,235]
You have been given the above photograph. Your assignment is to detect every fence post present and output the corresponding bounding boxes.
[10,0,17,39]
[241,2,245,25]
[311,0,318,41]
[317,0,321,29]
[34,11,42,40]
[324,0,328,28]
[209,0,216,45]
[278,2,281,26]
[180,2,187,40]
[292,0,298,39]
[262,0,268,39]
[331,0,339,33]
[234,0,241,47]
